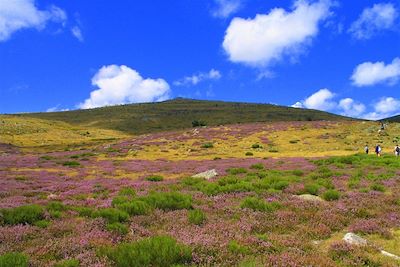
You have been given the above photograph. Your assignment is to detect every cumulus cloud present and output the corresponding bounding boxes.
[71,26,83,42]
[222,0,332,66]
[78,65,170,109]
[338,98,366,117]
[0,0,67,41]
[212,0,242,18]
[364,97,400,120]
[292,89,366,118]
[351,58,400,87]
[46,105,69,112]
[348,3,398,40]
[174,69,222,86]
[301,88,336,111]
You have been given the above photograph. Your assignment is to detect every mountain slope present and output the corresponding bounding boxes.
[14,98,353,135]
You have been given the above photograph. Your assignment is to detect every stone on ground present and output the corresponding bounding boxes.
[296,194,324,202]
[192,169,218,180]
[343,232,367,246]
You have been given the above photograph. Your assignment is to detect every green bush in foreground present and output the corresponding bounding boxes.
[93,208,129,223]
[106,222,129,235]
[240,197,281,212]
[62,161,80,167]
[1,205,44,225]
[322,190,340,201]
[188,209,206,225]
[140,192,192,211]
[115,200,152,216]
[0,252,28,267]
[104,236,192,267]
[54,259,80,267]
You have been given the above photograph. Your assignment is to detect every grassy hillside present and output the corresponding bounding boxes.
[14,98,352,135]
[385,114,400,122]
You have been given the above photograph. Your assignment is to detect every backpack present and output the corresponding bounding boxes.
[396,147,400,153]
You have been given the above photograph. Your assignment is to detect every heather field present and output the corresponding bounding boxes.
[1,119,400,266]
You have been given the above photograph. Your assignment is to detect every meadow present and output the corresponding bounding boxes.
[1,117,400,266]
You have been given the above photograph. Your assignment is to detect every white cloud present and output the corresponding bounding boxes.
[291,101,304,108]
[301,88,336,111]
[78,65,170,109]
[338,98,366,117]
[351,58,400,87]
[222,0,332,66]
[0,0,67,41]
[71,26,83,42]
[212,0,242,18]
[174,69,222,86]
[364,97,400,120]
[348,3,398,40]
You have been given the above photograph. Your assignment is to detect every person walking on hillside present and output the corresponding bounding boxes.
[375,145,382,157]
[365,145,369,154]
[395,145,400,157]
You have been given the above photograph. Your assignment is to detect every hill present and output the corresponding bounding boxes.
[384,114,400,123]
[13,98,353,135]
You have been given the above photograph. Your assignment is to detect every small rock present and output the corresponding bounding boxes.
[343,232,367,246]
[296,194,324,202]
[192,169,218,180]
[47,193,58,200]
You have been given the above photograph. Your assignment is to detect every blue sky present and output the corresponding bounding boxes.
[0,0,399,119]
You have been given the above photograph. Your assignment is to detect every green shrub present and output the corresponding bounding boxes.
[49,210,62,219]
[322,190,340,201]
[188,209,206,225]
[34,220,50,228]
[245,152,253,156]
[192,120,206,127]
[0,252,29,267]
[54,259,80,267]
[104,236,192,267]
[47,201,67,212]
[115,200,152,216]
[370,183,385,192]
[93,208,129,223]
[112,196,130,207]
[141,192,192,211]
[40,155,53,160]
[73,206,94,217]
[240,197,281,212]
[304,184,320,195]
[146,175,164,182]
[250,163,264,170]
[1,205,44,225]
[268,148,279,153]
[228,240,249,255]
[201,143,214,149]
[106,222,129,235]
[272,181,289,190]
[292,170,304,176]
[251,144,262,149]
[227,168,247,175]
[118,187,136,197]
[289,140,299,144]
[62,161,80,167]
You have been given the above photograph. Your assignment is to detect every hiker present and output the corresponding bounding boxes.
[395,145,400,157]
[375,145,382,157]
[364,145,369,154]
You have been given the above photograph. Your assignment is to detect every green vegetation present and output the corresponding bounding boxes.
[0,252,29,267]
[188,209,206,225]
[93,208,129,223]
[104,236,192,267]
[54,259,80,267]
[115,200,152,216]
[62,161,81,167]
[240,197,281,212]
[228,240,249,255]
[106,222,129,235]
[18,99,350,135]
[322,190,341,201]
[140,192,193,211]
[0,205,44,225]
[201,143,214,148]
[146,175,164,182]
